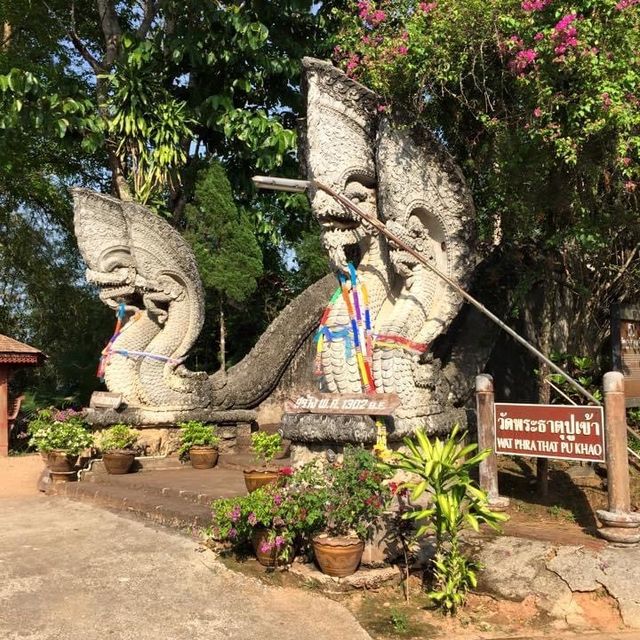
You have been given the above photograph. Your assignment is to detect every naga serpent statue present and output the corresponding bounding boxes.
[74,57,477,440]
[286,57,476,440]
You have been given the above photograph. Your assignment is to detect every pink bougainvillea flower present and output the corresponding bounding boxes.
[601,92,612,109]
[377,104,387,112]
[616,0,640,9]
[371,9,386,25]
[625,181,637,192]
[419,1,438,13]
[228,527,237,539]
[247,512,257,526]
[533,107,543,117]
[273,494,283,506]
[554,13,577,31]
[622,157,632,167]
[552,13,580,58]
[509,48,537,75]
[521,0,551,11]
[346,53,361,76]
[274,536,285,548]
[396,44,409,55]
[357,0,370,19]
[534,32,544,41]
[260,541,273,554]
[230,505,241,523]
[278,466,293,476]
[358,2,386,26]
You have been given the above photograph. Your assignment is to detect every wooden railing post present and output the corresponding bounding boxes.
[597,371,640,543]
[0,367,8,457]
[476,374,509,510]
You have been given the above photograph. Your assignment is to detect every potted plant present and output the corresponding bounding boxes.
[27,407,92,480]
[210,463,326,567]
[312,446,391,577]
[243,431,283,492]
[178,420,221,469]
[96,424,139,474]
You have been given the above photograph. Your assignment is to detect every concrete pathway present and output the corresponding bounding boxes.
[0,497,371,640]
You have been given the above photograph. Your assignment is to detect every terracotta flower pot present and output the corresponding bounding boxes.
[312,535,364,577]
[103,450,136,475]
[251,528,291,567]
[46,450,78,473]
[189,445,219,469]
[243,468,280,493]
[46,450,78,483]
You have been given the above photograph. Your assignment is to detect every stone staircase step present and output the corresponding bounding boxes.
[83,465,247,506]
[50,479,213,532]
[48,458,258,533]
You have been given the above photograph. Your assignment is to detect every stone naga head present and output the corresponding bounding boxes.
[73,189,205,339]
[302,57,379,273]
[376,119,476,341]
[72,189,137,310]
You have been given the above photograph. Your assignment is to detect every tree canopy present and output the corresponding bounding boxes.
[0,0,339,403]
[334,0,640,354]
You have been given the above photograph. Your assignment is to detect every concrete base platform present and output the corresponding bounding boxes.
[48,455,262,532]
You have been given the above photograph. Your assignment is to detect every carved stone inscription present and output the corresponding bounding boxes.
[494,403,605,463]
[284,392,401,416]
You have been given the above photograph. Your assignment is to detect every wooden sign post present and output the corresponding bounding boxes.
[612,304,640,406]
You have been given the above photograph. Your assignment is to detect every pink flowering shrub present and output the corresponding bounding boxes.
[552,13,580,56]
[521,0,552,10]
[333,0,639,184]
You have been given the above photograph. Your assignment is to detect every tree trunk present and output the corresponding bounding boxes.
[2,22,12,50]
[219,303,226,375]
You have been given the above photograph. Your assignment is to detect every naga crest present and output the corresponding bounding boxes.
[73,189,210,411]
[300,57,476,437]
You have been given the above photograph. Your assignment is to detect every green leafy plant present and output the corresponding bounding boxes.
[178,421,221,458]
[27,407,92,455]
[389,608,409,634]
[210,463,327,563]
[389,426,507,614]
[97,424,139,453]
[323,446,392,539]
[250,431,282,466]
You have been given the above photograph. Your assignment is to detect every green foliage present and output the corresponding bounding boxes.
[292,228,330,290]
[250,431,283,466]
[389,609,409,634]
[334,0,640,351]
[389,426,507,614]
[323,446,392,538]
[27,407,92,454]
[97,424,139,452]
[178,421,220,457]
[106,37,194,203]
[627,408,640,453]
[0,0,342,403]
[210,452,391,561]
[210,463,327,562]
[184,162,263,304]
[546,353,603,403]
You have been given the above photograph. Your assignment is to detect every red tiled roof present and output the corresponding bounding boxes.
[0,334,46,366]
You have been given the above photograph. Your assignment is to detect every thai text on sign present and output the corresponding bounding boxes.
[284,392,401,416]
[494,403,605,463]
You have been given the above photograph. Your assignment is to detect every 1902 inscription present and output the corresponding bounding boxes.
[284,392,401,416]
